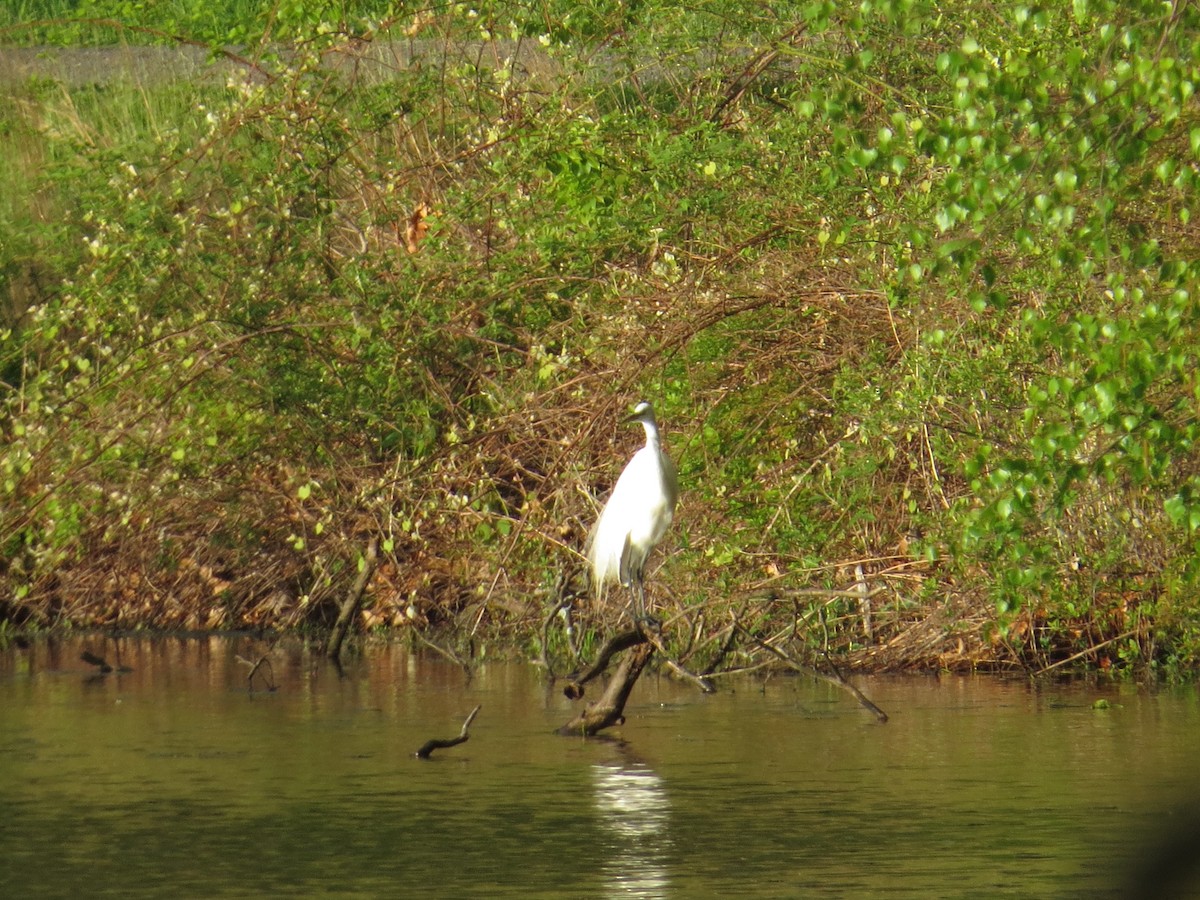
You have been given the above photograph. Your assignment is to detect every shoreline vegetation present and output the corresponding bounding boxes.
[2,1,1199,679]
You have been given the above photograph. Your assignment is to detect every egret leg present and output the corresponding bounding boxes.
[631,577,660,629]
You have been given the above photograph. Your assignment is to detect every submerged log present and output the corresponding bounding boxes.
[557,642,655,737]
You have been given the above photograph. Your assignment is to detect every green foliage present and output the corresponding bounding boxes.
[1,0,400,46]
[2,0,1200,673]
[925,2,1200,617]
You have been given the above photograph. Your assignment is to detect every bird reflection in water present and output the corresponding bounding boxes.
[592,760,673,899]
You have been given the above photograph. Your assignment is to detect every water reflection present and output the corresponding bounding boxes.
[592,755,673,898]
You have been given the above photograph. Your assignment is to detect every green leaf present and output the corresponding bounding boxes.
[1165,494,1187,527]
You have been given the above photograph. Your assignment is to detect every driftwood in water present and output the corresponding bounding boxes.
[557,622,720,735]
[558,641,655,737]
[81,650,132,674]
[415,705,482,759]
[325,536,379,662]
[561,628,647,700]
[235,654,277,692]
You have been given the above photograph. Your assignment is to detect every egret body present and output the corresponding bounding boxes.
[586,401,679,622]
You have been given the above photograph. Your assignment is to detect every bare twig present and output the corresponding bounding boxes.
[711,24,809,125]
[641,627,716,693]
[412,629,473,674]
[699,622,741,677]
[739,586,888,602]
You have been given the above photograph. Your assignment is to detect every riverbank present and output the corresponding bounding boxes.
[3,2,1199,679]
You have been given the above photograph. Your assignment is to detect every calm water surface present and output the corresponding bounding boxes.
[1,636,1198,898]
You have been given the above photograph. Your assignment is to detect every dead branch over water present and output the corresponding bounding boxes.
[555,603,890,736]
[558,643,655,737]
[235,653,277,692]
[738,624,889,723]
[415,705,482,759]
[561,628,648,700]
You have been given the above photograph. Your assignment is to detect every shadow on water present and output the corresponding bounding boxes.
[1,635,1199,898]
[1114,801,1200,899]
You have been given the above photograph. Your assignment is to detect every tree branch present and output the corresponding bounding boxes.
[415,705,482,759]
[558,644,655,737]
[562,627,647,700]
[325,536,380,662]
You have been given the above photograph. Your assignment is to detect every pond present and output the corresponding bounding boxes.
[1,635,1197,898]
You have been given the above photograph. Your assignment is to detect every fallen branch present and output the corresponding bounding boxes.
[236,653,277,692]
[562,628,646,700]
[412,629,473,675]
[325,536,380,663]
[739,586,888,602]
[1034,629,1141,676]
[819,652,890,724]
[711,23,809,125]
[415,705,482,759]
[699,622,740,677]
[562,619,718,698]
[641,626,716,694]
[558,643,655,737]
[737,625,889,723]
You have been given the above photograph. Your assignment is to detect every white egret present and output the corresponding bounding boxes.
[586,401,679,623]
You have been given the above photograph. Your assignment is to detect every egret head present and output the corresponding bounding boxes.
[624,400,657,426]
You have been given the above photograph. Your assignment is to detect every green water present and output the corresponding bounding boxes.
[1,636,1197,897]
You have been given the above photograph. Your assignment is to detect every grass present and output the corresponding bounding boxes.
[1,0,399,46]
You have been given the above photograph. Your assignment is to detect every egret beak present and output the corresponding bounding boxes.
[623,401,654,425]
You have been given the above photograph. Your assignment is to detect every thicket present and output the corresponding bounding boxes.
[2,0,1199,678]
